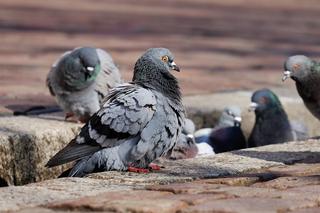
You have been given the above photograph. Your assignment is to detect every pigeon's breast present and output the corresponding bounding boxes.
[139,92,184,163]
[56,85,100,117]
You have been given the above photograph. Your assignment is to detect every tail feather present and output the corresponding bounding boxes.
[46,139,101,168]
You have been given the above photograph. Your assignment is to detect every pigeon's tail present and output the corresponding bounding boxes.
[68,157,93,177]
[57,157,98,178]
[46,139,100,168]
[67,147,127,177]
[58,168,72,178]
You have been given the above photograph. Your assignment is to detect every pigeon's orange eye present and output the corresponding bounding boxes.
[161,55,169,62]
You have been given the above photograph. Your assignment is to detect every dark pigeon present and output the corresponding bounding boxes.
[283,55,320,121]
[248,88,293,147]
[194,106,247,154]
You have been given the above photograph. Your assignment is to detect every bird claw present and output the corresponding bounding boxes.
[127,166,149,173]
[65,113,84,123]
[148,163,161,170]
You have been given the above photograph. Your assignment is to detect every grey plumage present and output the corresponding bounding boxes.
[283,55,320,120]
[46,48,185,177]
[194,106,242,144]
[47,47,122,122]
[168,118,198,160]
[290,120,309,141]
[194,106,246,153]
[248,89,293,147]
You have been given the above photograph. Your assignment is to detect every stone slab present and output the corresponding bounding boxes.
[0,116,81,185]
[1,140,320,211]
[184,91,320,137]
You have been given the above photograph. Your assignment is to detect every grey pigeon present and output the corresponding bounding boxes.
[194,106,246,153]
[290,120,309,141]
[168,118,198,160]
[47,47,122,122]
[46,48,185,177]
[248,89,293,147]
[282,55,320,121]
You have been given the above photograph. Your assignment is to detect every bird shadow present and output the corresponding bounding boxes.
[5,104,75,122]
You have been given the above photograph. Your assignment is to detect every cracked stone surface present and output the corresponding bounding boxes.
[0,116,81,185]
[1,141,320,212]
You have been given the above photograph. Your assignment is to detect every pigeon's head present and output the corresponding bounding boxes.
[72,47,101,81]
[169,132,198,160]
[249,89,282,113]
[59,47,101,89]
[133,48,181,100]
[282,55,312,82]
[219,106,242,127]
[133,48,180,81]
[146,48,180,72]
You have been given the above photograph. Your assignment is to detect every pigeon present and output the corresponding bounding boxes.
[46,48,185,177]
[167,118,198,160]
[290,120,309,141]
[282,55,320,121]
[46,47,122,123]
[194,106,247,154]
[196,142,215,155]
[248,89,293,147]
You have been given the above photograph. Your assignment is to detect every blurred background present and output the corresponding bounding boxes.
[1,0,320,109]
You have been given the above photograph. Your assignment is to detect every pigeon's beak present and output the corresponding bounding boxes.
[187,134,195,140]
[248,102,259,112]
[170,61,180,72]
[234,116,242,123]
[84,66,95,80]
[186,134,195,145]
[234,116,242,127]
[86,66,95,73]
[282,70,291,82]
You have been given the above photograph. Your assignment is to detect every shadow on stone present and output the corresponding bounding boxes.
[0,177,8,187]
[234,150,320,165]
[158,159,239,179]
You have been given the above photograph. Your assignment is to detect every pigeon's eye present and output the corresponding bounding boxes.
[161,55,169,62]
[293,64,300,71]
[259,97,268,104]
[226,110,235,117]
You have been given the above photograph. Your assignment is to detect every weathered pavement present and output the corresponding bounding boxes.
[2,0,320,108]
[2,0,320,212]
[1,90,319,186]
[1,141,320,212]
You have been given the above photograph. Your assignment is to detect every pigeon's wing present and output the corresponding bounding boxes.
[46,83,157,167]
[94,49,122,102]
[46,51,72,96]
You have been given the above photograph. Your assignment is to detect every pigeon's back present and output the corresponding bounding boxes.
[95,49,122,101]
[209,126,246,153]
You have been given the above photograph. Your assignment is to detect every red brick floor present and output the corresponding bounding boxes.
[1,0,319,109]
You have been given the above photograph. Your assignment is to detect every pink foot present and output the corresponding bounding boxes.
[128,166,149,173]
[148,163,161,170]
[65,112,81,123]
